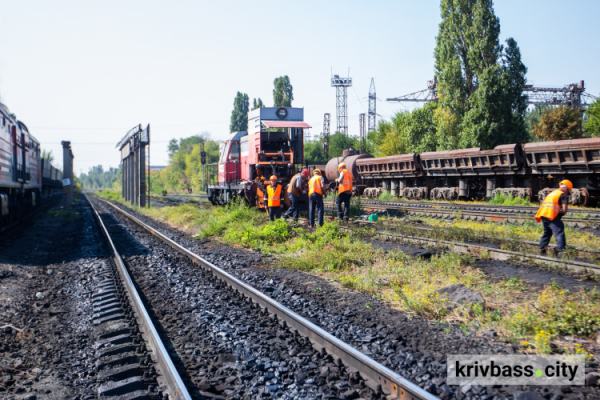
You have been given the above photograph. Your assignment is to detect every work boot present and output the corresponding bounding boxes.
[539,248,547,256]
[344,217,349,223]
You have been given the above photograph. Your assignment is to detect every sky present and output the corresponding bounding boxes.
[0,0,598,174]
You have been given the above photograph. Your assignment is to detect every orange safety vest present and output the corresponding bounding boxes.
[535,189,563,222]
[338,170,353,194]
[308,176,324,196]
[267,184,282,207]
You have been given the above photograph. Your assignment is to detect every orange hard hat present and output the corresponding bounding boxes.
[313,169,321,175]
[559,180,573,192]
[338,163,347,171]
[270,175,277,181]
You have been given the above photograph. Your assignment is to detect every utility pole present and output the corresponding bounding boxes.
[368,78,376,132]
[359,113,366,153]
[331,74,352,135]
[322,113,330,160]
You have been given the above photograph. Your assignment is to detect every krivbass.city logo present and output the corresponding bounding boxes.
[447,355,585,386]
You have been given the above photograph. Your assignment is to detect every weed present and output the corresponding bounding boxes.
[364,303,372,310]
[46,209,79,221]
[488,193,534,206]
[378,190,396,201]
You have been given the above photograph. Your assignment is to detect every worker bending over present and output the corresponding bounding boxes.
[535,180,572,256]
[336,163,353,222]
[308,169,325,227]
[264,175,283,221]
[282,168,309,222]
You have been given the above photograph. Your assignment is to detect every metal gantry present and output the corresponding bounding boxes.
[368,78,377,132]
[387,77,598,110]
[523,81,597,109]
[322,113,331,160]
[387,76,438,103]
[116,124,150,207]
[331,74,352,135]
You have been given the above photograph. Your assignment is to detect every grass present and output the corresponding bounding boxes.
[488,192,534,206]
[46,209,79,221]
[94,194,599,357]
[96,190,128,205]
[378,190,396,201]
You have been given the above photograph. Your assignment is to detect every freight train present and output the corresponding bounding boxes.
[0,102,64,228]
[325,138,600,206]
[207,107,311,207]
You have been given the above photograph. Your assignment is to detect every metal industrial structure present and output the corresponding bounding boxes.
[387,77,598,109]
[368,78,377,132]
[359,113,366,153]
[322,113,330,159]
[523,81,597,109]
[331,74,352,135]
[387,77,438,103]
[116,124,150,207]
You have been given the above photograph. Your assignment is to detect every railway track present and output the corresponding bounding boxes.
[89,196,192,399]
[89,195,437,400]
[160,193,600,227]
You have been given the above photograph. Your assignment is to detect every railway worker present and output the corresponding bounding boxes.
[282,168,309,222]
[535,180,572,256]
[336,163,353,222]
[264,176,283,221]
[308,169,325,228]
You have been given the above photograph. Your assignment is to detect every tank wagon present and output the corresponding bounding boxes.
[0,102,63,229]
[325,138,600,205]
[207,107,311,207]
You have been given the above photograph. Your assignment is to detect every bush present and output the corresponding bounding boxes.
[488,192,533,206]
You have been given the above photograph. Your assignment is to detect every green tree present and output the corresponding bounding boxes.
[525,105,550,140]
[584,98,600,137]
[434,0,528,149]
[252,98,265,110]
[328,133,359,158]
[273,76,293,107]
[304,137,328,165]
[79,165,121,190]
[41,149,54,163]
[151,133,221,193]
[533,106,583,141]
[230,92,249,132]
[168,138,180,159]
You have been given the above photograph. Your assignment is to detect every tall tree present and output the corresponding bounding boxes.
[533,106,583,141]
[273,76,293,107]
[584,98,600,137]
[434,0,528,149]
[230,92,249,132]
[252,98,265,110]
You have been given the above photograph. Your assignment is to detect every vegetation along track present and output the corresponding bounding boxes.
[161,193,600,228]
[88,195,436,400]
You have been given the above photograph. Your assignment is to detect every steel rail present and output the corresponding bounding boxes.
[163,193,600,221]
[86,195,192,400]
[339,199,600,219]
[94,196,438,400]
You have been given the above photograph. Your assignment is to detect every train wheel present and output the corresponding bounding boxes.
[580,188,590,207]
